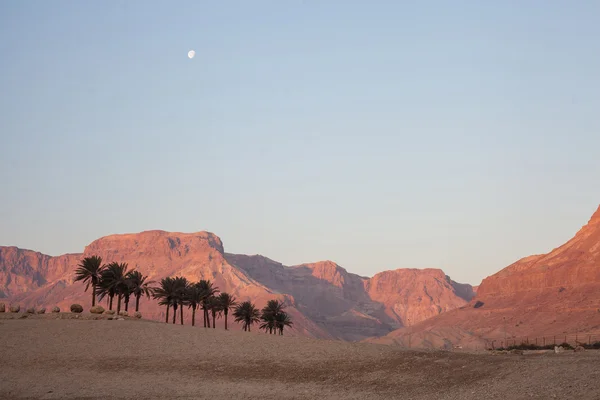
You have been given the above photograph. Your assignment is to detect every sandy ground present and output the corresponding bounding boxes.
[1,314,600,400]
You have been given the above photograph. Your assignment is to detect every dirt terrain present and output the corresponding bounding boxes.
[1,315,599,400]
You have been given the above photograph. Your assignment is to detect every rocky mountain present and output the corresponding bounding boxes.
[1,230,473,341]
[368,204,600,349]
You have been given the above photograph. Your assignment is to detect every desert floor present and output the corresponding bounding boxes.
[1,314,600,400]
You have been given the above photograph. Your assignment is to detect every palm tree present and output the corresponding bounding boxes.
[122,279,134,312]
[172,276,189,325]
[217,293,237,330]
[233,301,260,332]
[260,300,284,334]
[259,313,275,334]
[206,296,221,329]
[274,311,293,335]
[74,256,105,307]
[127,270,154,312]
[185,283,203,327]
[152,277,177,323]
[97,262,128,312]
[197,280,219,328]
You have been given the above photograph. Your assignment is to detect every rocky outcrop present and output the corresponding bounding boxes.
[134,312,142,319]
[51,306,60,313]
[37,307,46,314]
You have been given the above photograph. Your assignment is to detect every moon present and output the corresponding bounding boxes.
[188,50,195,59]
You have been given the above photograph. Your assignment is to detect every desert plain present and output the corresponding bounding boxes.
[2,314,600,400]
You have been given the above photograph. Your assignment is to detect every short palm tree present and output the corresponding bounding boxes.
[126,270,154,312]
[197,280,219,328]
[152,277,177,323]
[260,299,284,334]
[74,256,105,307]
[233,301,260,332]
[171,276,189,325]
[217,292,237,330]
[274,311,293,335]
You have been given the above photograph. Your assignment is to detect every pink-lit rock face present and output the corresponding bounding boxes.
[1,230,473,341]
[368,204,600,349]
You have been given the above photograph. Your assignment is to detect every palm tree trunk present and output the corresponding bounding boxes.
[125,298,129,312]
[192,307,196,326]
[135,295,140,312]
[109,295,113,310]
[180,302,184,325]
[203,309,207,327]
[92,283,96,307]
[224,311,228,330]
[212,310,216,328]
[117,295,122,315]
[172,304,177,324]
[165,305,170,323]
[207,310,211,328]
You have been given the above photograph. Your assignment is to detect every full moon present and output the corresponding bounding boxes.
[188,50,195,59]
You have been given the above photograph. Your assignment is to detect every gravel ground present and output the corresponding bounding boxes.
[1,315,600,399]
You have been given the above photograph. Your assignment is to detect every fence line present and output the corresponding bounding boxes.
[485,334,600,350]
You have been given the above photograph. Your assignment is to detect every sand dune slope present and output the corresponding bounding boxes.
[1,317,600,399]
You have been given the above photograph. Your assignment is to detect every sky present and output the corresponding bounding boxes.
[1,1,599,285]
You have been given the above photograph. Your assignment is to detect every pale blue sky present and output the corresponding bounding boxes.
[1,1,599,285]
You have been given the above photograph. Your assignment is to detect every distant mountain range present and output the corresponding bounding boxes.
[0,231,473,340]
[4,204,599,346]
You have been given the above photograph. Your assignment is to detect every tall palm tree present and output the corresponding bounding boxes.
[172,276,189,325]
[206,296,221,329]
[122,279,134,312]
[97,262,128,311]
[74,256,105,307]
[185,283,203,327]
[260,299,284,334]
[152,277,177,323]
[274,311,293,335]
[197,280,219,328]
[217,293,237,330]
[233,301,260,332]
[127,270,154,312]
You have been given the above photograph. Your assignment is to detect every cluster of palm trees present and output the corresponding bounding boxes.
[74,255,153,314]
[74,255,293,335]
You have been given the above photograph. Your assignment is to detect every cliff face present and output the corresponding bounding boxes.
[478,205,600,297]
[365,268,474,327]
[368,205,600,349]
[225,255,473,340]
[0,247,80,298]
[1,231,472,341]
